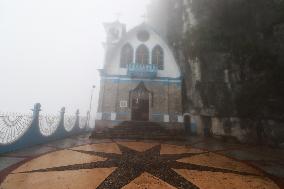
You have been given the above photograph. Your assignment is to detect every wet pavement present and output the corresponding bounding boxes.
[0,134,283,189]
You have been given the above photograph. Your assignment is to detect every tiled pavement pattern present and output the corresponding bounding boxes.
[0,134,283,188]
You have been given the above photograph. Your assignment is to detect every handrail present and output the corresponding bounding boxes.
[0,103,90,153]
[127,63,158,78]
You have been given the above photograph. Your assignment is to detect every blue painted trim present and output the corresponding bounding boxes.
[152,113,164,115]
[117,112,129,115]
[109,79,182,86]
[127,63,158,78]
[102,112,166,116]
[101,74,182,82]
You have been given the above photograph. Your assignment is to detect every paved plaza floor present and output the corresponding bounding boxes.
[0,134,283,189]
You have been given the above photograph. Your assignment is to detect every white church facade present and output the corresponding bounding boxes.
[95,21,183,131]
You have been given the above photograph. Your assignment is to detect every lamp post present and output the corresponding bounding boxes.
[87,85,96,128]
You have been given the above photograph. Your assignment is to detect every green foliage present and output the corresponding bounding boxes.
[185,0,284,118]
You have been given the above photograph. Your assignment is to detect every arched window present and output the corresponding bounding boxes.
[120,43,134,68]
[136,44,149,65]
[152,45,164,70]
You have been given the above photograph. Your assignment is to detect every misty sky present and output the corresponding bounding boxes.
[0,0,150,116]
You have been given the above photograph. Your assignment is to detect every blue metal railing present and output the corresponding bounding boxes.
[0,103,90,153]
[127,63,158,78]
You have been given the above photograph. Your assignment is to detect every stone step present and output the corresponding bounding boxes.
[109,129,167,134]
[110,128,165,132]
[114,125,165,129]
[109,133,168,136]
[93,133,186,140]
[116,121,162,127]
[91,121,185,140]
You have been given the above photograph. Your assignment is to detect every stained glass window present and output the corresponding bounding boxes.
[152,45,164,70]
[120,43,134,68]
[136,44,149,65]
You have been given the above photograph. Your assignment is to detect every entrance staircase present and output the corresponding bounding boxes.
[91,121,186,140]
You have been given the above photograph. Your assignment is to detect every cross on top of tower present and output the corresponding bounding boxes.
[115,12,122,21]
[141,14,148,23]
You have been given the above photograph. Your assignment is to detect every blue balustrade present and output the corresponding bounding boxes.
[0,103,90,153]
[127,63,158,78]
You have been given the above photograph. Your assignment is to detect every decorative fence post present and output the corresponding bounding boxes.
[60,107,66,127]
[76,109,80,120]
[86,110,90,128]
[75,109,80,132]
[32,103,41,126]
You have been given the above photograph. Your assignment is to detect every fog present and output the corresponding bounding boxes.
[0,0,150,116]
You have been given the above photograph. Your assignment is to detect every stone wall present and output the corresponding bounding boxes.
[193,115,284,147]
[168,82,182,122]
[99,79,118,113]
[97,77,182,123]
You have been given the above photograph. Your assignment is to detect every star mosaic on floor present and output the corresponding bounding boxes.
[0,142,280,189]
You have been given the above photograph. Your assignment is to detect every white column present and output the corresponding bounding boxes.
[111,112,117,121]
[164,114,170,122]
[96,112,102,120]
[178,115,184,123]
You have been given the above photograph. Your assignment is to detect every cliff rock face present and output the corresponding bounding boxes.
[147,0,284,146]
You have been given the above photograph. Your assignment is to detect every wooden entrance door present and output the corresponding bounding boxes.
[131,98,149,121]
[184,115,191,134]
[130,82,151,121]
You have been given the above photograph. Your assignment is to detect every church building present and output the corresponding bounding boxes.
[95,21,183,131]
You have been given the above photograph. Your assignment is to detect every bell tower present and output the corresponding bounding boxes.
[103,20,126,45]
[102,20,126,67]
